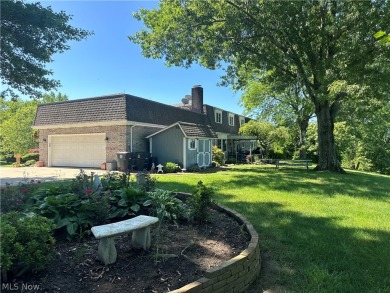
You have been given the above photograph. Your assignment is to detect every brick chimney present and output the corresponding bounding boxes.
[191,85,203,114]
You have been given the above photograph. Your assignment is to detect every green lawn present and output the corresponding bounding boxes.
[155,165,390,293]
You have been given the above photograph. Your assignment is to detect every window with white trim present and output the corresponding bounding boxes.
[215,110,222,124]
[229,113,235,126]
[188,139,196,150]
[240,117,246,126]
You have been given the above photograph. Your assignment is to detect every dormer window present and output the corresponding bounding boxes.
[229,113,235,126]
[240,116,245,126]
[215,110,222,124]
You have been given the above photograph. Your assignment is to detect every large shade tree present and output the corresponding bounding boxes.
[240,77,315,159]
[130,0,390,172]
[1,0,92,98]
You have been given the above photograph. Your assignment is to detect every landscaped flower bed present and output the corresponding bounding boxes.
[0,170,260,292]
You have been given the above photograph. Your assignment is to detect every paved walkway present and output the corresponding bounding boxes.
[0,167,107,186]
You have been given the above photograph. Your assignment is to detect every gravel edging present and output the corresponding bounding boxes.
[170,202,261,293]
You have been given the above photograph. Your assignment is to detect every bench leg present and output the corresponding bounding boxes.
[98,237,117,265]
[132,227,151,250]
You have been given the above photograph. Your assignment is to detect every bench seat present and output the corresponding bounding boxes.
[91,215,159,265]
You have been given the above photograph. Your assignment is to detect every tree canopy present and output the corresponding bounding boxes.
[1,0,92,98]
[239,120,290,159]
[0,92,68,155]
[131,0,390,172]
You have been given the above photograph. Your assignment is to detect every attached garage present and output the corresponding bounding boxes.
[49,134,106,168]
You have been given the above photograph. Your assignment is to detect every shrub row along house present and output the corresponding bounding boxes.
[33,85,254,169]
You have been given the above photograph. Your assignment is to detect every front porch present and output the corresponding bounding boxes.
[213,135,258,164]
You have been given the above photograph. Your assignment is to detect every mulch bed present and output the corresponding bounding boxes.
[4,208,250,293]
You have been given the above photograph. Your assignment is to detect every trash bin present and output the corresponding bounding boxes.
[106,161,117,171]
[117,152,130,172]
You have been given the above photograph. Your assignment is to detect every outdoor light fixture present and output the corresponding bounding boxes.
[43,138,47,142]
[105,137,109,141]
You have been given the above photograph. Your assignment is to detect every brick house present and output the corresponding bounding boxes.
[32,86,253,169]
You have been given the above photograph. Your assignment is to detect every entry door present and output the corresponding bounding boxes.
[197,139,211,167]
[49,134,106,168]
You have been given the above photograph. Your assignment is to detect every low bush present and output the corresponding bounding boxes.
[101,171,130,190]
[21,153,39,163]
[225,156,236,164]
[188,164,201,172]
[0,153,16,163]
[24,159,36,166]
[147,189,185,223]
[188,181,214,223]
[0,211,55,278]
[163,162,179,173]
[0,184,39,213]
[212,145,224,165]
[32,191,110,241]
[108,188,149,219]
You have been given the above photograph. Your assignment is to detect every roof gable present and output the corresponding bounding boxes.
[147,122,217,139]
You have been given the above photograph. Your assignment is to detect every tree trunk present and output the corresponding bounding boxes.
[314,100,345,172]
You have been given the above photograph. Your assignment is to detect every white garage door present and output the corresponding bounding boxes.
[49,134,106,168]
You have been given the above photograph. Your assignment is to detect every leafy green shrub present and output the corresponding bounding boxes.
[188,181,214,223]
[101,171,130,190]
[24,159,36,166]
[147,189,185,223]
[0,211,55,277]
[0,152,16,163]
[163,162,179,173]
[108,188,149,219]
[188,164,201,172]
[212,145,224,165]
[225,155,236,164]
[33,192,110,240]
[21,153,39,162]
[0,222,17,274]
[0,184,34,213]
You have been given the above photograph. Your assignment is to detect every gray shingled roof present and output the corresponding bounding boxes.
[125,95,207,126]
[179,122,217,138]
[33,94,250,137]
[34,95,127,125]
[33,94,208,127]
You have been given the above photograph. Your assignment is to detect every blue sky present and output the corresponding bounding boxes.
[33,1,245,114]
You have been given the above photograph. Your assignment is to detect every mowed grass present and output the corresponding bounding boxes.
[155,165,390,293]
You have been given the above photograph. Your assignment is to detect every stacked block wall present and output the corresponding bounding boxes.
[171,203,261,293]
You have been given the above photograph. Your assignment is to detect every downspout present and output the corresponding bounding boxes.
[183,137,187,169]
[130,125,136,153]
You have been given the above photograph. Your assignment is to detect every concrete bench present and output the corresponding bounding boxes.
[275,160,312,170]
[91,215,159,265]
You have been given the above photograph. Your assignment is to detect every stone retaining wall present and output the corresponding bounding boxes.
[171,203,261,293]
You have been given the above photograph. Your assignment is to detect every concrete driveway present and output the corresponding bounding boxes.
[0,166,108,186]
